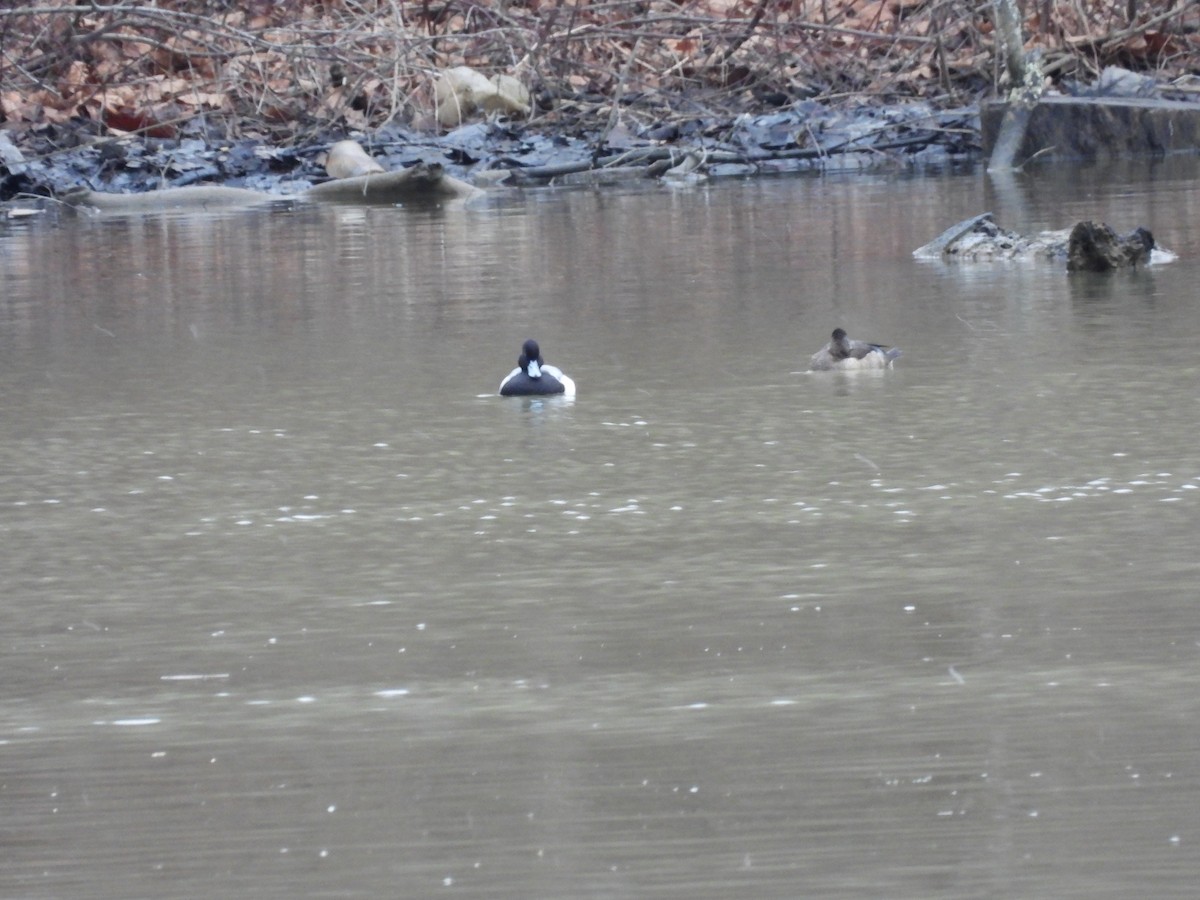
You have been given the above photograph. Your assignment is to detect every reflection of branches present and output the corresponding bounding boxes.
[0,0,1195,145]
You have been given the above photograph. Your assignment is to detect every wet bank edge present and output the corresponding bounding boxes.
[0,101,980,205]
[5,92,1200,209]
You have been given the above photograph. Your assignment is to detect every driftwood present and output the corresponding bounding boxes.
[302,162,479,203]
[1066,221,1155,272]
[914,213,1160,271]
[64,184,281,211]
[64,160,478,212]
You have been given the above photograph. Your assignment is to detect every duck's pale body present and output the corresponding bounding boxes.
[499,339,576,398]
[810,328,901,372]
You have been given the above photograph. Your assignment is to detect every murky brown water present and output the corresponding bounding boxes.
[3,159,1200,898]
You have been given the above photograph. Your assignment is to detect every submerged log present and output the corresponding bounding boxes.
[913,213,1068,262]
[64,184,280,211]
[302,162,478,203]
[914,213,1160,271]
[1066,221,1155,272]
[63,161,478,212]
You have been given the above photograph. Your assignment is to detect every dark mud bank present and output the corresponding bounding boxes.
[0,101,980,203]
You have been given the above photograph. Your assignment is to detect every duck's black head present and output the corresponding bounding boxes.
[827,328,853,361]
[519,339,544,369]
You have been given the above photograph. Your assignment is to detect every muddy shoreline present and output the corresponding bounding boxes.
[0,100,980,204]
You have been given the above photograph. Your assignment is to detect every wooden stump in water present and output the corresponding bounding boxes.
[1066,221,1155,273]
